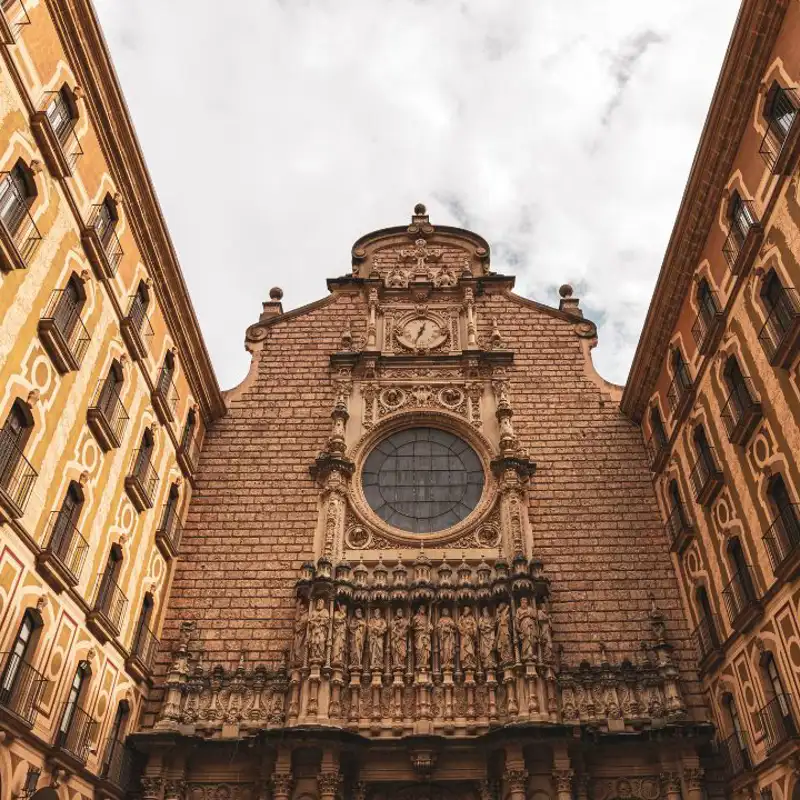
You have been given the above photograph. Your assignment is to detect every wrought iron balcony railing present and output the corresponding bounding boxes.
[125,448,159,512]
[721,566,760,629]
[91,574,128,636]
[665,502,693,553]
[55,703,97,763]
[720,377,762,445]
[87,379,129,451]
[155,503,183,559]
[689,448,724,506]
[38,289,90,372]
[0,0,32,45]
[100,737,138,790]
[722,199,760,273]
[86,204,123,275]
[0,651,46,726]
[691,614,722,668]
[718,731,751,780]
[0,171,41,271]
[763,504,800,576]
[666,366,693,417]
[758,287,800,368]
[757,694,798,754]
[121,296,154,361]
[645,430,669,473]
[0,426,37,517]
[759,86,800,173]
[130,622,159,674]
[152,366,180,423]
[178,432,200,475]
[691,293,725,354]
[36,90,83,175]
[42,509,89,583]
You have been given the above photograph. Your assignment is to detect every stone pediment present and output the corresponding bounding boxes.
[351,204,491,288]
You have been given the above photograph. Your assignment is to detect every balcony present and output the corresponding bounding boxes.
[759,87,800,175]
[722,566,762,633]
[719,731,751,781]
[100,737,138,792]
[722,200,763,276]
[0,652,46,728]
[692,297,725,356]
[177,434,200,479]
[87,380,129,452]
[126,623,159,683]
[763,504,800,582]
[81,204,123,279]
[30,92,83,179]
[0,0,31,45]
[759,287,800,369]
[124,449,159,512]
[757,695,798,754]
[155,504,183,560]
[0,174,41,271]
[720,379,762,446]
[37,290,90,374]
[0,428,37,520]
[645,431,669,473]
[86,574,128,644]
[665,502,694,554]
[35,510,89,594]
[689,449,724,507]
[120,297,153,362]
[666,368,693,419]
[152,366,179,425]
[692,614,724,674]
[54,704,97,764]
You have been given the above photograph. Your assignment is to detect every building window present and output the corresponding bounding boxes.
[765,655,792,718]
[0,400,33,490]
[693,426,716,473]
[765,82,798,144]
[134,428,154,476]
[50,479,84,547]
[128,281,149,333]
[723,356,751,408]
[58,660,89,737]
[0,160,35,237]
[93,194,118,246]
[45,85,78,144]
[53,272,86,339]
[726,694,747,749]
[181,408,196,452]
[97,361,124,420]
[667,347,693,416]
[761,270,796,330]
[0,609,41,703]
[650,406,667,449]
[726,536,757,602]
[729,192,755,246]
[697,279,720,325]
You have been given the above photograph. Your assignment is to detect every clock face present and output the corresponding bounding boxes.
[397,317,447,351]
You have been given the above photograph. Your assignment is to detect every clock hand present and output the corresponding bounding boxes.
[415,322,427,343]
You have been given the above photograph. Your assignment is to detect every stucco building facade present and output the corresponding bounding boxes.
[1,1,800,800]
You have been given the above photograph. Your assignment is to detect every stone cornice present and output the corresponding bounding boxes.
[44,0,226,423]
[620,0,789,422]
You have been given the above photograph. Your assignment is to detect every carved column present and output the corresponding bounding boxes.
[553,770,574,800]
[318,772,343,800]
[141,778,164,800]
[270,774,293,800]
[660,772,682,800]
[504,769,529,800]
[684,768,705,800]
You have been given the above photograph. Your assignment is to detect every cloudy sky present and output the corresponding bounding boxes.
[93,0,740,390]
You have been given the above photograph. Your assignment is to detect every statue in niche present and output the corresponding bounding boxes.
[496,602,514,665]
[307,598,330,664]
[457,606,478,671]
[349,607,367,670]
[368,608,387,671]
[331,602,348,667]
[538,603,553,663]
[515,597,538,662]
[478,606,497,670]
[412,606,432,671]
[437,608,458,671]
[292,599,309,667]
[390,607,410,672]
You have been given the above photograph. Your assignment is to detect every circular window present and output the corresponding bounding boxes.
[362,427,484,533]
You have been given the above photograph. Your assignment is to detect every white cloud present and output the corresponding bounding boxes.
[93,0,739,389]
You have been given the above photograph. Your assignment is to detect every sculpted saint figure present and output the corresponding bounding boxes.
[515,597,538,662]
[412,606,432,671]
[478,606,497,670]
[331,602,348,667]
[390,607,410,671]
[538,603,553,662]
[496,602,514,665]
[307,598,330,664]
[368,608,387,671]
[348,607,367,670]
[437,608,458,671]
[292,600,309,667]
[457,606,478,671]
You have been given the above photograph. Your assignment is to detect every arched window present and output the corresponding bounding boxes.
[0,609,43,710]
[729,192,755,246]
[723,356,750,409]
[157,350,175,397]
[128,281,149,333]
[760,269,797,333]
[650,406,667,449]
[765,475,800,571]
[57,660,90,743]
[101,699,130,780]
[52,272,86,341]
[722,692,751,774]
[761,653,794,736]
[725,536,757,613]
[665,479,692,549]
[693,426,716,471]
[49,481,84,561]
[0,159,35,236]
[97,360,124,420]
[134,428,154,478]
[697,279,720,327]
[765,81,798,144]
[181,408,197,453]
[668,347,692,416]
[0,400,33,492]
[694,585,719,656]
[672,348,691,390]
[93,194,118,247]
[94,544,124,625]
[45,85,78,143]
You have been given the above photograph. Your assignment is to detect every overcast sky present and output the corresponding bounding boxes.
[93,0,740,391]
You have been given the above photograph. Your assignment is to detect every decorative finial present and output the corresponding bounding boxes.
[269,286,283,301]
[559,283,573,298]
[414,203,426,215]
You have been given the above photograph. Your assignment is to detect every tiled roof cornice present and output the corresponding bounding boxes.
[46,0,226,422]
[620,0,789,422]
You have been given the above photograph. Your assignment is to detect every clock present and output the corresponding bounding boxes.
[396,316,448,352]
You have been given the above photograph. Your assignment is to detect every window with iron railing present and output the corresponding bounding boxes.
[758,272,800,363]
[667,350,692,416]
[763,475,800,573]
[44,87,77,143]
[760,84,800,169]
[0,401,36,514]
[692,281,723,352]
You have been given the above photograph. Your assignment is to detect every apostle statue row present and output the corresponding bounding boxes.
[292,597,553,676]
